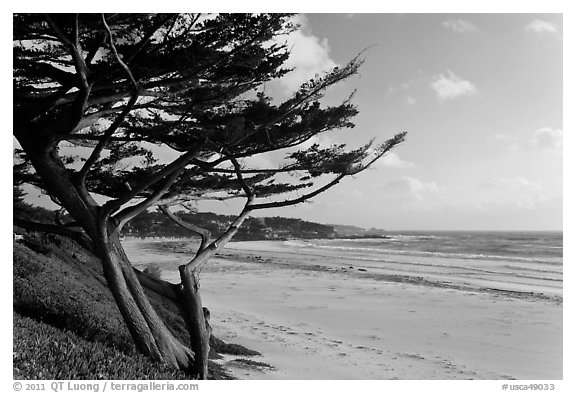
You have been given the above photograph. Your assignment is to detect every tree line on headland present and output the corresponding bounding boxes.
[123,210,336,240]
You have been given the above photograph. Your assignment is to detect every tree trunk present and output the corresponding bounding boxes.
[16,134,198,375]
[178,266,211,379]
[94,229,195,371]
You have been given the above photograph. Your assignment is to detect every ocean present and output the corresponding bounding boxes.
[129,230,563,298]
[228,231,563,298]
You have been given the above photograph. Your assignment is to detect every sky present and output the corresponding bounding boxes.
[202,13,563,231]
[10,11,565,231]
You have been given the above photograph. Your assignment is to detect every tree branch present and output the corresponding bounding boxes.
[159,205,212,257]
[44,14,90,90]
[229,156,254,198]
[248,174,346,211]
[178,155,256,274]
[75,14,140,189]
[231,55,363,148]
[43,14,93,136]
[247,132,407,211]
[195,163,303,175]
[156,193,239,206]
[353,131,407,174]
[13,217,94,252]
[133,267,181,304]
[113,168,184,234]
[101,142,205,219]
[124,14,177,65]
[70,107,127,133]
[183,200,253,275]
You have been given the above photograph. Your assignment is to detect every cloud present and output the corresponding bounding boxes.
[486,134,518,143]
[376,176,450,212]
[472,195,560,213]
[525,19,561,37]
[532,128,563,151]
[377,152,415,169]
[383,176,442,196]
[487,128,562,153]
[387,80,418,106]
[442,19,478,33]
[486,133,521,151]
[477,178,551,211]
[430,70,477,101]
[480,177,542,191]
[273,15,338,94]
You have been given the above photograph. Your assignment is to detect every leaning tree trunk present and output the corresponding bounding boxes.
[96,227,212,379]
[178,266,211,379]
[16,135,202,376]
[94,229,196,372]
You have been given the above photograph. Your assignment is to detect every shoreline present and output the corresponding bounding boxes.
[215,250,562,304]
[123,238,563,380]
[133,237,562,302]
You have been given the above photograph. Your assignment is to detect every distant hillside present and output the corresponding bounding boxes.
[122,211,337,240]
[15,201,387,242]
[331,224,389,238]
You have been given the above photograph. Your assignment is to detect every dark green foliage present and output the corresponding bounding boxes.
[13,231,254,379]
[13,232,188,353]
[13,313,193,380]
[13,236,135,352]
[230,358,274,369]
[143,264,163,280]
[210,336,260,357]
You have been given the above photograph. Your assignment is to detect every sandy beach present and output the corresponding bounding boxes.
[124,238,562,380]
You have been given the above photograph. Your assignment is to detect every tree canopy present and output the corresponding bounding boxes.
[13,13,406,379]
[14,13,405,226]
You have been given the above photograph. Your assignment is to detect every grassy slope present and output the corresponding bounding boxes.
[13,231,256,380]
